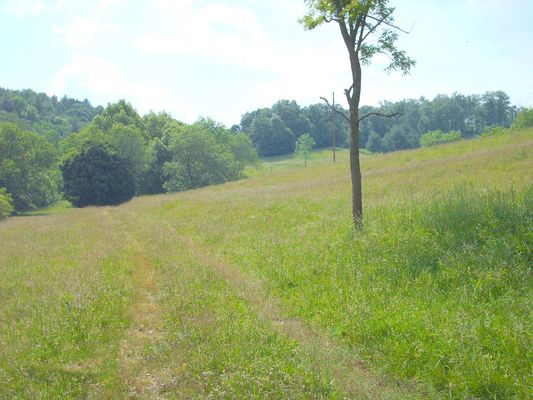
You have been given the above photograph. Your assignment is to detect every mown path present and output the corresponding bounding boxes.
[119,236,165,399]
[112,203,424,399]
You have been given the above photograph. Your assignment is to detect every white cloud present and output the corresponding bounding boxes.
[97,0,127,13]
[2,0,48,16]
[51,0,128,48]
[54,17,117,48]
[135,1,274,71]
[48,54,195,120]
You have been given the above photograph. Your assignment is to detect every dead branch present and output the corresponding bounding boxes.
[358,111,399,123]
[320,96,350,123]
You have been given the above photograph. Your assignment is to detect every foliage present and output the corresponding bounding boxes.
[107,124,147,192]
[0,87,103,146]
[304,103,349,148]
[511,108,533,129]
[0,187,14,219]
[294,133,316,166]
[272,100,312,138]
[143,137,172,194]
[229,133,259,168]
[248,113,296,157]
[0,123,60,211]
[91,100,144,134]
[61,141,135,207]
[358,91,515,152]
[480,125,508,137]
[163,124,241,192]
[240,101,349,156]
[301,1,415,72]
[237,91,517,156]
[419,129,462,147]
[143,111,177,139]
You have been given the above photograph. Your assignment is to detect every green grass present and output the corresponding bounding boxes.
[17,200,73,216]
[245,147,352,177]
[0,129,531,398]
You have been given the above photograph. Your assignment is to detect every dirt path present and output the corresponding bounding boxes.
[119,237,166,399]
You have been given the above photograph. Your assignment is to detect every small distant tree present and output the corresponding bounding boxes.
[61,141,135,207]
[294,133,316,166]
[0,187,14,219]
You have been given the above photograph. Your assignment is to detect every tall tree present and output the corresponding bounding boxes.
[301,0,415,225]
[0,123,60,210]
[162,124,240,192]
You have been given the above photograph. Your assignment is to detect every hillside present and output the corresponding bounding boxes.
[0,130,531,399]
[0,87,103,145]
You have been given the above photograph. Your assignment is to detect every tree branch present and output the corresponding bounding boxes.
[320,96,350,123]
[358,111,399,123]
[365,14,410,34]
[355,13,367,53]
[343,85,354,109]
[361,13,390,43]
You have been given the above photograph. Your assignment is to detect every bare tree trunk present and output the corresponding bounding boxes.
[337,12,365,227]
[349,51,363,226]
[349,107,363,225]
[332,91,336,163]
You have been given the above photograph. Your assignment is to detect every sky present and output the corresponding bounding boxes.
[1,0,532,126]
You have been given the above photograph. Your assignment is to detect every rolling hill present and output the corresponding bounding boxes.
[0,130,531,399]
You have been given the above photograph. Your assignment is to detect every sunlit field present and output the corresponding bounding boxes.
[1,130,531,399]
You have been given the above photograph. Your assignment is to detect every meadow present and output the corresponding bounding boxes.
[0,130,531,399]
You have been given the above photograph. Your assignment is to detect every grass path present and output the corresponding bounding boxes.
[109,202,424,398]
[162,224,424,400]
[118,200,424,399]
[119,236,165,399]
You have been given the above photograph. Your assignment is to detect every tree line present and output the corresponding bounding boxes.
[0,87,103,146]
[0,98,258,214]
[0,87,529,217]
[233,91,519,157]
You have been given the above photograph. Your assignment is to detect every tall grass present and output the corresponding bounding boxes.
[0,129,531,398]
[155,130,532,398]
[0,209,133,398]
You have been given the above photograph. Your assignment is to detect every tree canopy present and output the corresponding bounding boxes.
[511,108,533,129]
[0,187,14,219]
[0,122,60,211]
[294,133,316,166]
[61,141,135,207]
[0,87,103,146]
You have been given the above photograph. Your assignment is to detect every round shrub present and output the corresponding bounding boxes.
[61,141,135,207]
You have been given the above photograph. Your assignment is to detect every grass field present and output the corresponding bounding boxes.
[0,130,531,399]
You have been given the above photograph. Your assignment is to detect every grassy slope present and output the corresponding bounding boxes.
[0,131,531,399]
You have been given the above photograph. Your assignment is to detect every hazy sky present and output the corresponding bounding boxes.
[1,0,532,126]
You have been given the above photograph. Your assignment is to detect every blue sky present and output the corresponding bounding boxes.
[1,0,532,126]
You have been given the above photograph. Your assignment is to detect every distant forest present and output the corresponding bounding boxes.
[0,87,523,215]
[0,87,104,146]
[0,87,518,155]
[235,91,517,156]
